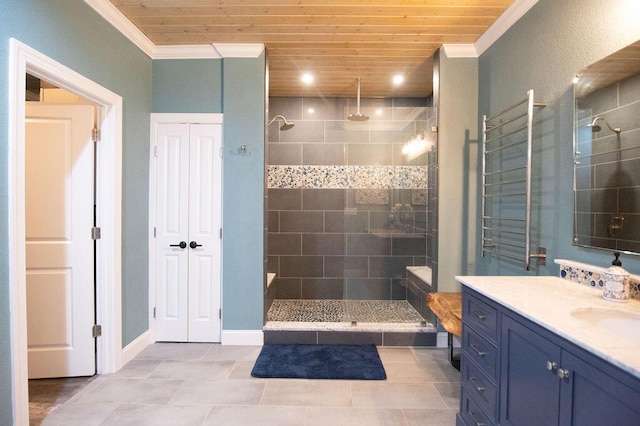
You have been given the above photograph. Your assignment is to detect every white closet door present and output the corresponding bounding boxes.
[155,122,222,343]
[155,123,190,342]
[187,124,222,342]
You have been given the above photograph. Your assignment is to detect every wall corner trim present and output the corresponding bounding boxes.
[442,44,478,58]
[154,45,222,60]
[221,330,264,346]
[475,0,539,56]
[213,44,265,58]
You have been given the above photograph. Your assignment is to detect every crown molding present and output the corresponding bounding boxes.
[154,45,221,59]
[83,0,264,59]
[213,44,265,58]
[83,0,155,58]
[442,44,478,58]
[475,0,539,56]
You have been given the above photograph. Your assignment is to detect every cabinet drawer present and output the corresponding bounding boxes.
[463,326,497,379]
[462,357,497,420]
[458,388,496,426]
[463,293,498,341]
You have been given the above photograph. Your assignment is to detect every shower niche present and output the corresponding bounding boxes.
[264,96,438,345]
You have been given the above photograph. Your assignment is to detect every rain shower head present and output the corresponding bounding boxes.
[268,115,295,130]
[589,116,621,134]
[347,77,369,122]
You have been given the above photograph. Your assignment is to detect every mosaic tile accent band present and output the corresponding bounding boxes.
[268,165,427,189]
[555,259,640,301]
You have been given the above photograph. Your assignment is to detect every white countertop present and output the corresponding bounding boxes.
[455,275,640,379]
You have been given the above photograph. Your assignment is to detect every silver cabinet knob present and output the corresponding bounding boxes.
[556,368,570,379]
[546,360,557,371]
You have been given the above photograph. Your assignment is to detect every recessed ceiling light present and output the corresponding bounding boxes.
[307,108,315,114]
[392,74,404,85]
[301,73,314,84]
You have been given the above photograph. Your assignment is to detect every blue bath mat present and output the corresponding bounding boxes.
[251,344,386,380]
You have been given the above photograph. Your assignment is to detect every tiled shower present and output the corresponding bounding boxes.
[265,96,438,327]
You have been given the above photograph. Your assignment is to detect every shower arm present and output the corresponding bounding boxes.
[267,115,287,126]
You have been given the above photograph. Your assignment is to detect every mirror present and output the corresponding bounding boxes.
[573,40,640,254]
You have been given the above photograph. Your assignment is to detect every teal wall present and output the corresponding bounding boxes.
[437,51,479,292]
[152,59,223,113]
[222,56,267,330]
[0,0,152,423]
[476,0,640,276]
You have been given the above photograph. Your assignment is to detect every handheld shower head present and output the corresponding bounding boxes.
[268,115,295,131]
[589,116,621,134]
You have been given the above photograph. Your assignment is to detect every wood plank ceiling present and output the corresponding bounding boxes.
[108,0,515,97]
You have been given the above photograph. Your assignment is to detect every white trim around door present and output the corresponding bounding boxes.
[148,113,223,343]
[8,38,123,425]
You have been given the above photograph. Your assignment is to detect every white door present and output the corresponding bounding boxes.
[25,103,95,378]
[155,123,222,343]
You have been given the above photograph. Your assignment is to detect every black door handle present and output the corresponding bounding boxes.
[190,241,203,249]
[170,241,187,249]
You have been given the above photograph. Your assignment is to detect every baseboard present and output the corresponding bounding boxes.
[221,330,264,345]
[437,332,461,348]
[121,330,151,365]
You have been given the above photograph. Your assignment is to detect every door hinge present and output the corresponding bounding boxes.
[92,128,101,142]
[153,227,157,238]
[220,228,223,239]
[153,307,156,318]
[92,324,102,338]
[219,308,222,319]
[91,227,101,240]
[219,147,224,158]
[154,145,158,158]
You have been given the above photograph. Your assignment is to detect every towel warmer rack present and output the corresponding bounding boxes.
[481,89,546,270]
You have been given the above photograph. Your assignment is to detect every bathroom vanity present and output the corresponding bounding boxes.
[455,276,640,426]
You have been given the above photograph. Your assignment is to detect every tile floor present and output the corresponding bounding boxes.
[32,343,460,425]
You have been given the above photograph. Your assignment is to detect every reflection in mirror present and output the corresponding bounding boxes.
[573,41,640,254]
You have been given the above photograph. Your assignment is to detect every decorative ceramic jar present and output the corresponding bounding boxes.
[602,252,630,302]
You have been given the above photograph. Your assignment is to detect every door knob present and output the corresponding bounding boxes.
[169,241,187,249]
[190,241,203,249]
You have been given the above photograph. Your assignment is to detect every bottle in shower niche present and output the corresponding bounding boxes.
[602,252,630,302]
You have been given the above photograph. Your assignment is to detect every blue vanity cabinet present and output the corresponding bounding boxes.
[458,285,640,426]
[500,314,563,425]
[457,289,500,426]
[500,312,640,425]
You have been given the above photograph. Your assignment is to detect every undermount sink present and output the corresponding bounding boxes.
[570,307,640,341]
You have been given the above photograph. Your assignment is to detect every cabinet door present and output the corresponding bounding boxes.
[559,351,640,425]
[500,315,562,426]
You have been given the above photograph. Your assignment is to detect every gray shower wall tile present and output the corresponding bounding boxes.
[269,97,304,120]
[280,255,324,278]
[301,278,345,299]
[269,143,302,165]
[274,278,302,299]
[303,143,346,165]
[268,189,301,210]
[268,233,302,255]
[347,234,391,256]
[302,234,346,255]
[301,121,326,143]
[369,256,415,279]
[302,97,348,121]
[325,256,369,278]
[620,73,640,106]
[392,234,427,256]
[280,211,324,232]
[346,279,391,300]
[325,211,370,233]
[348,144,393,165]
[303,189,346,211]
[620,188,640,213]
[268,211,280,232]
[325,121,370,144]
[594,157,640,189]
